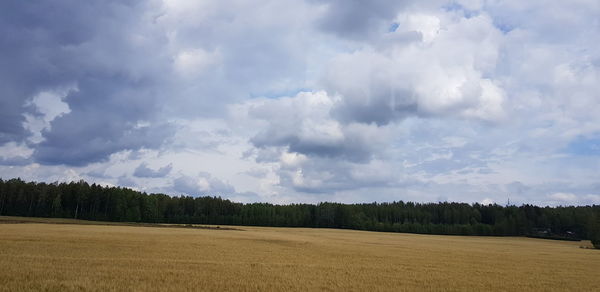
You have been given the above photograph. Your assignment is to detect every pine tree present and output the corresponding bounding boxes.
[590,214,600,249]
[52,194,62,217]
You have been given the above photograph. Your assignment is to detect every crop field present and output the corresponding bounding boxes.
[1,217,599,291]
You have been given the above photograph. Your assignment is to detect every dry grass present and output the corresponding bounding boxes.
[0,217,598,291]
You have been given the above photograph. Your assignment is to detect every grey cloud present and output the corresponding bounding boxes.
[241,168,270,179]
[34,118,174,166]
[0,97,30,145]
[506,181,530,197]
[1,0,323,167]
[247,93,388,163]
[251,130,375,163]
[133,162,173,178]
[0,156,31,166]
[331,88,419,126]
[85,168,111,179]
[117,175,137,189]
[31,70,177,165]
[2,0,600,206]
[314,0,410,40]
[276,155,401,194]
[0,0,87,144]
[1,1,174,166]
[242,147,282,164]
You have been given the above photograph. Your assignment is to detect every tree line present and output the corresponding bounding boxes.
[0,178,598,247]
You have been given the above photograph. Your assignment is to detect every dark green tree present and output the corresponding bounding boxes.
[52,193,62,217]
[0,177,599,241]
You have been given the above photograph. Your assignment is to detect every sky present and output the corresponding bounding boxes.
[1,0,599,206]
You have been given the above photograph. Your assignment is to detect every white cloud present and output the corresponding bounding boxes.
[173,173,235,196]
[174,48,222,76]
[549,192,577,202]
[480,198,495,205]
[23,87,73,144]
[323,12,506,125]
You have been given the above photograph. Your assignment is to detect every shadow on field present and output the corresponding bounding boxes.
[0,216,244,231]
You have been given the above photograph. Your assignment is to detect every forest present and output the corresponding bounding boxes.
[0,178,598,247]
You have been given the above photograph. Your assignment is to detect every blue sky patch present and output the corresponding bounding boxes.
[566,135,600,156]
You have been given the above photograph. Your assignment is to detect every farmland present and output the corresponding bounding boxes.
[1,217,599,291]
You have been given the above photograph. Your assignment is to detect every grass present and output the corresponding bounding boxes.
[0,216,598,291]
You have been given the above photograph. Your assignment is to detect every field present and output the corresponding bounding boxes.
[1,217,598,291]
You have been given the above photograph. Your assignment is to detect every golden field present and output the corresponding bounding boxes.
[0,216,598,291]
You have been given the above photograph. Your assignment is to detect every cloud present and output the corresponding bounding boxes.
[172,173,235,196]
[248,91,389,162]
[322,13,505,126]
[133,162,173,178]
[547,192,600,206]
[0,1,176,166]
[0,142,33,166]
[0,156,31,166]
[117,175,138,189]
[581,194,600,205]
[157,0,319,117]
[0,0,328,167]
[276,155,403,193]
[34,119,174,166]
[549,192,577,202]
[480,198,495,205]
[1,1,599,206]
[22,88,72,144]
[314,0,410,40]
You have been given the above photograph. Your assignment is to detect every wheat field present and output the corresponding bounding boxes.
[0,217,598,291]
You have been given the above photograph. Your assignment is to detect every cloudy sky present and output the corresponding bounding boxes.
[1,0,599,206]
